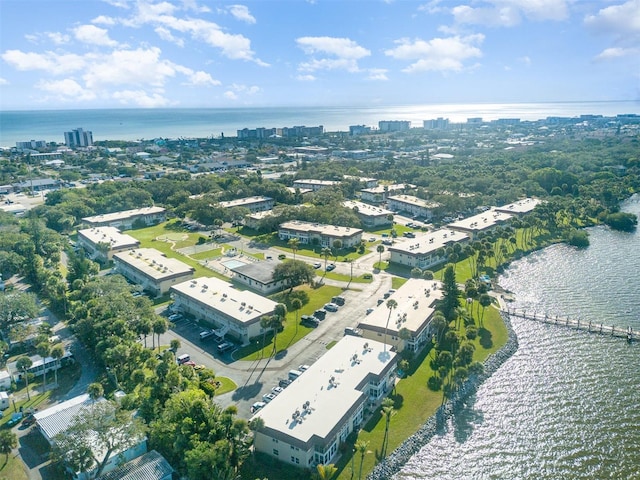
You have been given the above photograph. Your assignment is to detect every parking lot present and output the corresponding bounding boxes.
[158,272,394,418]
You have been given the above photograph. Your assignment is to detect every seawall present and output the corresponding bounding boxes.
[367,312,519,480]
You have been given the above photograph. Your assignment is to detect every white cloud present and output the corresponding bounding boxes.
[0,77,8,85]
[24,32,70,45]
[385,34,484,73]
[519,55,531,66]
[92,15,117,26]
[584,0,640,61]
[103,0,132,8]
[155,26,185,46]
[112,89,170,107]
[1,50,86,74]
[594,47,639,61]
[224,90,238,100]
[452,0,569,27]
[73,25,119,47]
[367,68,389,81]
[584,0,640,36]
[227,5,256,24]
[35,78,96,101]
[184,70,221,86]
[296,74,316,81]
[296,36,370,73]
[82,47,176,89]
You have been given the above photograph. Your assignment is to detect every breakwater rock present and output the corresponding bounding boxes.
[367,313,518,480]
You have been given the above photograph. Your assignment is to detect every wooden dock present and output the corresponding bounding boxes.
[503,307,639,342]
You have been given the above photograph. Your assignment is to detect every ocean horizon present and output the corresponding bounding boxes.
[1,100,639,148]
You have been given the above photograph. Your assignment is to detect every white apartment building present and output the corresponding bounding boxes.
[278,221,363,249]
[388,229,469,270]
[360,184,413,204]
[77,226,140,263]
[170,276,277,345]
[387,195,441,220]
[494,198,542,216]
[82,206,166,230]
[342,200,393,228]
[292,179,340,191]
[219,196,274,213]
[252,336,397,468]
[447,208,514,239]
[113,248,195,297]
[357,278,443,353]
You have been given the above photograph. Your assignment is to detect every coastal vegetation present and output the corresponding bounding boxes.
[0,118,637,479]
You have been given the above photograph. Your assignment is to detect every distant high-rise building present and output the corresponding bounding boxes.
[349,125,371,136]
[423,118,449,130]
[378,120,410,132]
[15,140,47,150]
[64,128,93,147]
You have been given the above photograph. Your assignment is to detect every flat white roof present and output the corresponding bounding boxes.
[389,228,469,256]
[358,278,442,335]
[286,186,313,194]
[78,226,140,250]
[279,221,363,238]
[448,208,513,232]
[219,196,273,208]
[171,276,276,324]
[343,200,393,217]
[361,183,413,194]
[253,336,396,445]
[114,248,194,280]
[82,206,165,224]
[245,210,275,220]
[293,179,340,186]
[494,198,542,215]
[388,194,441,209]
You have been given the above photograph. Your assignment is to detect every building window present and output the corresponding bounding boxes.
[273,449,279,456]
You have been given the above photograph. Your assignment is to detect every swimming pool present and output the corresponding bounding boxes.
[222,259,247,269]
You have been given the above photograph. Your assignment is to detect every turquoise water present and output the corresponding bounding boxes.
[1,100,637,147]
[395,195,640,479]
[222,259,248,270]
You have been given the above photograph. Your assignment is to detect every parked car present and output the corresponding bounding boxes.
[217,342,234,353]
[279,378,292,388]
[326,263,336,271]
[177,353,191,364]
[168,313,183,322]
[331,296,346,306]
[7,412,23,427]
[272,386,283,395]
[344,327,362,337]
[298,364,310,372]
[301,315,319,327]
[262,393,277,403]
[21,413,36,427]
[324,303,339,312]
[313,309,327,320]
[199,330,215,341]
[366,307,374,315]
[313,262,322,269]
[250,401,266,413]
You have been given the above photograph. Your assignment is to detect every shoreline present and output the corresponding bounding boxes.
[367,311,519,480]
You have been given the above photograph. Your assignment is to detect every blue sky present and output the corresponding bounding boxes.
[0,0,638,109]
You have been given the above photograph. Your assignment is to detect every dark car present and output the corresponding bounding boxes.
[301,315,319,327]
[313,309,327,320]
[331,296,346,306]
[326,264,336,271]
[279,378,292,388]
[21,413,36,427]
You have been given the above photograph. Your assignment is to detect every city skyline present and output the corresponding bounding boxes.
[0,0,638,110]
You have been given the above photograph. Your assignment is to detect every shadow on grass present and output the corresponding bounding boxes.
[478,327,493,349]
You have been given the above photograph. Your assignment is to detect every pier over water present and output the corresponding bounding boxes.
[504,307,639,342]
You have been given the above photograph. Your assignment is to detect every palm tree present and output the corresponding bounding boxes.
[50,344,65,387]
[87,382,103,401]
[271,304,287,355]
[321,246,332,271]
[355,440,370,480]
[376,244,385,268]
[316,463,338,479]
[0,430,17,468]
[16,356,32,400]
[291,298,302,335]
[383,299,398,352]
[288,238,300,260]
[153,317,168,352]
[479,294,492,326]
[138,318,152,349]
[36,341,51,392]
[381,397,396,457]
[260,315,271,358]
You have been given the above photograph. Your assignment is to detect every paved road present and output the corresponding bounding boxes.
[160,251,394,418]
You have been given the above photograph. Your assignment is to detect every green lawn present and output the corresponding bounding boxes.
[391,277,408,290]
[319,271,373,284]
[236,284,343,361]
[213,376,237,396]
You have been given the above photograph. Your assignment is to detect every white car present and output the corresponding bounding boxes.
[298,364,310,372]
[168,313,183,322]
[272,386,284,395]
[263,393,277,403]
[251,401,266,413]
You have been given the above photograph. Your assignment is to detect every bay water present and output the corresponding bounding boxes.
[395,195,640,479]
